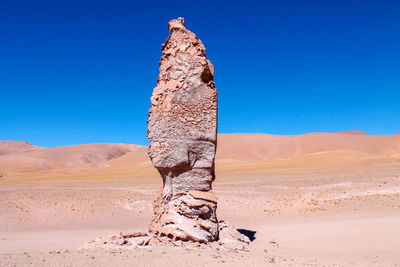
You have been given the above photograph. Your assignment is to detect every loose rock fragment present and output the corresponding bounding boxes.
[218,221,251,251]
[80,232,149,250]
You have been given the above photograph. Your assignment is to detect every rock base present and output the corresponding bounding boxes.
[149,189,218,243]
[81,221,251,251]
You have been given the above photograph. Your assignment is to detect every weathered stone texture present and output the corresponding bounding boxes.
[147,17,218,243]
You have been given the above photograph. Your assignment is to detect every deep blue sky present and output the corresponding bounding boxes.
[1,0,399,147]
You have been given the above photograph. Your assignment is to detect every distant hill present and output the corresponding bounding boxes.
[335,130,368,135]
[216,132,400,162]
[1,132,400,179]
[0,143,142,173]
[0,141,43,155]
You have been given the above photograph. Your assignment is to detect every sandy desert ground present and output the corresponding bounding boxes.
[1,132,400,266]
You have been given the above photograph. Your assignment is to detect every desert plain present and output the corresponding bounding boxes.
[0,131,400,266]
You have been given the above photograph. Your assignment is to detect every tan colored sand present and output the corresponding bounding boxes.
[1,133,400,266]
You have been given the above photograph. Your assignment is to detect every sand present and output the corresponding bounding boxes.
[1,133,400,266]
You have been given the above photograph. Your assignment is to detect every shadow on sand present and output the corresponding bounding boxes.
[237,229,257,242]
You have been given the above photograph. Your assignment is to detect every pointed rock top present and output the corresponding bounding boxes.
[168,17,186,31]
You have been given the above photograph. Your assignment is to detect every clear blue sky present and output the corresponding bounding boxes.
[1,0,399,147]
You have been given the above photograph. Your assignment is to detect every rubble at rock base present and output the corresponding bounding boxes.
[81,221,251,251]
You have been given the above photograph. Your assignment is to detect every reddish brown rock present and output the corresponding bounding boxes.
[147,17,218,243]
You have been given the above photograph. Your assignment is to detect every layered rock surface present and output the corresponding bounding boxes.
[81,221,250,250]
[147,17,218,243]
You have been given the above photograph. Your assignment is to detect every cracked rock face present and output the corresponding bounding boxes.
[147,17,218,243]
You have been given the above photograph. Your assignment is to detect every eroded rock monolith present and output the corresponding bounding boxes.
[80,18,251,251]
[147,17,218,243]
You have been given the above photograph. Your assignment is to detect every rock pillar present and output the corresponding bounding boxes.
[147,17,218,243]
